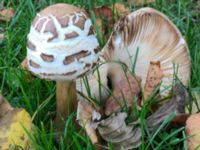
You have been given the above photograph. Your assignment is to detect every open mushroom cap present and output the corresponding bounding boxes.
[27,3,99,81]
[102,7,191,96]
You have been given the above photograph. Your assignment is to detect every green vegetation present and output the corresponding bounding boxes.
[0,0,200,149]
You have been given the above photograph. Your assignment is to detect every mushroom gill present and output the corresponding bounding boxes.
[102,7,191,96]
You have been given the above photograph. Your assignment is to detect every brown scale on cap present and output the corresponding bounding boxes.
[40,70,77,76]
[32,4,90,42]
[39,70,77,76]
[74,15,86,30]
[40,53,54,62]
[33,17,58,42]
[27,40,36,51]
[63,70,77,76]
[33,18,47,32]
[29,60,40,68]
[65,31,79,40]
[83,63,91,69]
[33,4,86,22]
[94,47,101,54]
[88,26,94,35]
[63,50,91,65]
[44,20,58,41]
[57,16,69,27]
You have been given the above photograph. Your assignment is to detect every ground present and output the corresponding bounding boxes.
[0,0,200,149]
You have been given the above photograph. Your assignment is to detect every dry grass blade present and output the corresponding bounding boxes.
[146,83,189,133]
[129,0,155,5]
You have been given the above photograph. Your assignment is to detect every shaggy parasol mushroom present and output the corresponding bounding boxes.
[26,3,99,122]
[102,7,191,97]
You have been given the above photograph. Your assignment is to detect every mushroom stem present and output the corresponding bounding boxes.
[55,81,77,122]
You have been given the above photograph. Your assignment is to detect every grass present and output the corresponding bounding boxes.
[0,0,200,149]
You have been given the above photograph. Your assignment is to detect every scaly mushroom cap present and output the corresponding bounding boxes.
[27,3,99,80]
[102,7,191,96]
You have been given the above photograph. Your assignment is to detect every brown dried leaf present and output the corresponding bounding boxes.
[146,83,189,133]
[21,58,28,70]
[186,113,200,150]
[0,95,13,118]
[0,8,14,21]
[113,3,130,17]
[93,6,112,22]
[128,0,155,5]
[77,100,100,144]
[97,112,141,150]
[92,3,130,39]
[105,73,141,116]
[0,95,33,149]
[144,61,164,101]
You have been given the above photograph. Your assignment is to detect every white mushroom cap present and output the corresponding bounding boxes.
[76,59,109,102]
[102,7,191,96]
[26,3,100,81]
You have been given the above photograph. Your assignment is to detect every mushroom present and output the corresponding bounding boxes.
[26,3,100,123]
[102,7,191,97]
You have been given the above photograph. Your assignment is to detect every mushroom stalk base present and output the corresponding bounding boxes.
[55,81,77,123]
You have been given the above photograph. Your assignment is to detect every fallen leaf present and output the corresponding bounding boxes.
[146,83,189,133]
[93,6,113,22]
[105,73,141,116]
[77,100,101,144]
[186,113,200,150]
[0,95,33,149]
[21,58,28,70]
[0,95,13,116]
[113,3,130,17]
[0,8,14,21]
[144,61,164,101]
[92,3,130,39]
[97,112,141,150]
